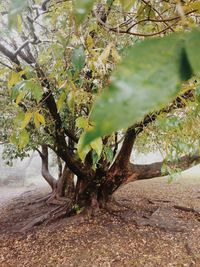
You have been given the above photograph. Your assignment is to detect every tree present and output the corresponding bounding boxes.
[0,0,200,220]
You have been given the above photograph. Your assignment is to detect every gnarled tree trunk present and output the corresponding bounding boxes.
[38,145,75,204]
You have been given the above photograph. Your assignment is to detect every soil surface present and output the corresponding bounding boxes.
[0,174,200,267]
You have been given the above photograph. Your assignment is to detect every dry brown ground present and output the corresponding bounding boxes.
[0,174,200,267]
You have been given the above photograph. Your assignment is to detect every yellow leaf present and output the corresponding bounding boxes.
[57,91,66,112]
[33,112,45,129]
[99,43,113,64]
[21,112,32,129]
[16,91,25,105]
[76,117,88,129]
[8,70,25,89]
[183,1,200,13]
[18,129,29,149]
[86,35,94,50]
[34,116,40,129]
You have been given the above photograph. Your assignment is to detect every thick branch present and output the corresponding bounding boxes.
[0,43,20,65]
[35,66,94,179]
[127,153,200,183]
[110,127,136,171]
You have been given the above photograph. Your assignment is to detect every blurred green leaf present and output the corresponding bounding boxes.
[185,30,200,76]
[74,0,95,25]
[8,0,28,29]
[84,33,188,144]
[71,46,86,72]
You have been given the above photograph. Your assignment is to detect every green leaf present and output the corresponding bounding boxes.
[120,0,135,11]
[77,132,91,162]
[11,81,25,100]
[104,146,113,164]
[92,150,99,169]
[10,132,18,146]
[11,79,43,103]
[24,80,43,103]
[84,32,191,144]
[8,0,28,29]
[67,92,75,113]
[90,137,103,159]
[185,30,200,76]
[14,111,25,127]
[71,46,86,72]
[74,0,95,25]
[18,129,29,149]
[57,91,66,112]
[76,117,88,129]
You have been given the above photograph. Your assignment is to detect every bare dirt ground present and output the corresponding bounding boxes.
[0,172,200,267]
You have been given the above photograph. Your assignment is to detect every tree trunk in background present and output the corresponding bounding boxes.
[56,164,74,198]
[38,145,75,201]
[40,145,57,192]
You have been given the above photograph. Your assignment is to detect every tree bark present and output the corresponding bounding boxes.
[126,153,200,183]
[56,164,74,198]
[96,128,137,204]
[40,145,57,191]
[38,145,75,201]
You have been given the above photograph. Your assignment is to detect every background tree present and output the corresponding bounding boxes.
[0,0,200,221]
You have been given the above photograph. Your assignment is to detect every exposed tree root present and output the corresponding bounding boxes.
[46,195,71,206]
[173,205,200,216]
[145,198,171,204]
[21,200,73,232]
[28,193,52,205]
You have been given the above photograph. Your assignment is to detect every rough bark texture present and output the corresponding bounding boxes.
[101,128,137,196]
[56,165,74,198]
